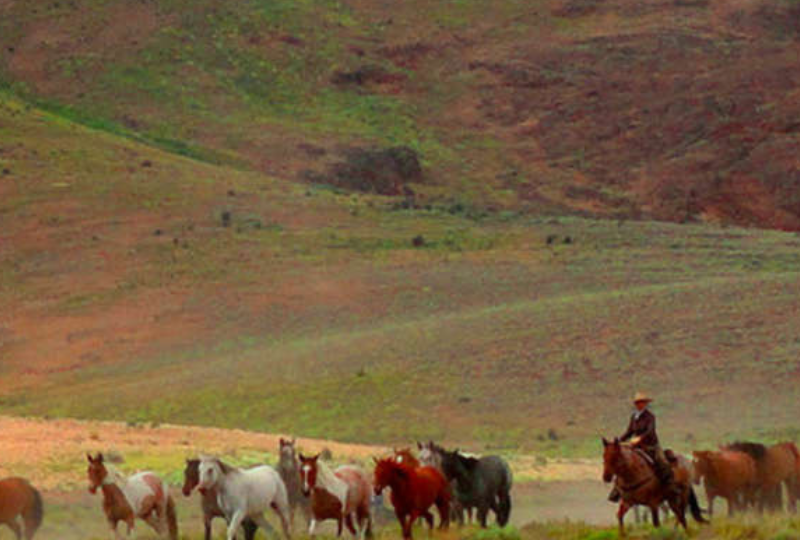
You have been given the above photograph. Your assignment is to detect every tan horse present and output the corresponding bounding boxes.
[87,453,178,540]
[693,450,757,516]
[723,441,799,512]
[602,438,706,536]
[0,478,43,539]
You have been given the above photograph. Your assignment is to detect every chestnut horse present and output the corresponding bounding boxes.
[182,458,259,540]
[393,448,421,468]
[602,438,706,536]
[373,457,450,540]
[87,453,178,540]
[723,441,799,512]
[0,477,43,539]
[693,450,757,516]
[298,453,372,538]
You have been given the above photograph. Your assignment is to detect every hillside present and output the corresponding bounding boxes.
[2,90,800,454]
[1,0,798,228]
[1,0,800,456]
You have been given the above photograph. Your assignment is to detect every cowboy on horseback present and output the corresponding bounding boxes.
[608,392,679,502]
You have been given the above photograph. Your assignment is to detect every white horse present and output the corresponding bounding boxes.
[197,456,291,540]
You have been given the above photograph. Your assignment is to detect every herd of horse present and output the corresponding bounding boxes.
[82,439,512,540]
[2,437,800,539]
[603,438,800,536]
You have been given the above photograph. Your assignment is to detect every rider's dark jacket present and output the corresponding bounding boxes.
[620,408,659,448]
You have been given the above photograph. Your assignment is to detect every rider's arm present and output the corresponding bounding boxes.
[619,416,634,441]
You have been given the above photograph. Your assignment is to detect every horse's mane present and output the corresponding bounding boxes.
[724,441,767,462]
[314,459,349,510]
[104,464,128,486]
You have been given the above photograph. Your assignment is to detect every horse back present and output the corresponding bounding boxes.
[335,466,371,512]
[0,478,36,520]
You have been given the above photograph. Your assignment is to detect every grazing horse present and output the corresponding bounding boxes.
[693,450,757,516]
[298,453,373,538]
[373,457,450,540]
[197,456,291,540]
[279,438,312,527]
[602,438,705,536]
[182,458,259,540]
[86,453,178,540]
[723,441,799,512]
[437,448,513,527]
[0,477,43,539]
[417,441,474,524]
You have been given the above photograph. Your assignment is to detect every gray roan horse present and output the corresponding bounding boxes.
[434,446,513,527]
[197,456,292,540]
[278,438,311,527]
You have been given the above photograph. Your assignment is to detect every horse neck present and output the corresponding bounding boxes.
[315,462,349,507]
[101,482,133,513]
[105,465,128,487]
[611,448,646,483]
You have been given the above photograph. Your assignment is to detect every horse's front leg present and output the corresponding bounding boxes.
[650,505,660,528]
[405,510,420,540]
[227,510,246,540]
[617,501,631,537]
[308,518,317,536]
[203,514,214,540]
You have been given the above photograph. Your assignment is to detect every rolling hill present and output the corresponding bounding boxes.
[1,0,799,457]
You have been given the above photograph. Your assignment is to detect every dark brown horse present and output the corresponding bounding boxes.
[182,458,258,540]
[723,441,799,512]
[0,477,43,539]
[693,450,757,516]
[602,438,705,536]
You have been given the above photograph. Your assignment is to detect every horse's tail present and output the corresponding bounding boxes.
[688,487,708,524]
[166,494,179,540]
[25,485,44,535]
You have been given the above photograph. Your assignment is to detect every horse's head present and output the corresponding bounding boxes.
[182,458,200,497]
[280,438,297,461]
[691,451,709,485]
[417,440,441,468]
[197,458,222,495]
[298,453,320,497]
[393,448,420,468]
[86,452,107,494]
[601,437,622,483]
[373,456,406,496]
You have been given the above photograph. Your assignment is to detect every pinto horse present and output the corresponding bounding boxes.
[693,450,757,516]
[298,453,372,538]
[87,453,178,540]
[373,456,450,540]
[197,456,291,540]
[602,438,705,536]
[279,438,312,527]
[182,458,259,540]
[0,477,43,539]
[393,448,421,468]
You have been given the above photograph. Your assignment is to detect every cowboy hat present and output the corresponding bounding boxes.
[633,391,653,403]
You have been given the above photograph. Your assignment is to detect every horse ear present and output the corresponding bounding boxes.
[97,452,104,462]
[292,437,296,445]
[602,437,609,447]
[373,456,379,464]
[312,453,321,461]
[298,453,305,461]
[417,441,422,450]
[87,453,94,463]
[613,438,620,446]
